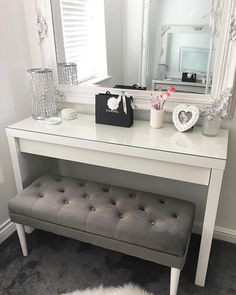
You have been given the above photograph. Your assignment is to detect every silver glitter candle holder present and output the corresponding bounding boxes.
[27,68,57,120]
[58,62,78,86]
[156,64,167,80]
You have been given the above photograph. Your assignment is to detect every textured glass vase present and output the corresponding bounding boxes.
[58,62,78,86]
[202,116,221,137]
[156,64,167,80]
[27,68,57,120]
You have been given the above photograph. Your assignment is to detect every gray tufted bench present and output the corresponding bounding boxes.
[8,175,195,295]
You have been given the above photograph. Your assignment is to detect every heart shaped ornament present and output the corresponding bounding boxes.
[172,104,199,132]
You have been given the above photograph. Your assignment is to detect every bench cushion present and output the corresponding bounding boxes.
[9,175,195,257]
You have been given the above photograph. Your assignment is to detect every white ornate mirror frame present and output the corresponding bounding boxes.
[23,0,236,117]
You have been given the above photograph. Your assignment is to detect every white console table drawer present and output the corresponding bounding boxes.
[19,138,211,185]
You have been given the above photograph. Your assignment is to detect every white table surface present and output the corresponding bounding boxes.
[8,114,228,160]
[152,79,208,87]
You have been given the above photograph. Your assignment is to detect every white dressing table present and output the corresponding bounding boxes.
[6,114,228,287]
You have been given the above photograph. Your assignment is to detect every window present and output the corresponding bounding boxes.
[56,0,108,83]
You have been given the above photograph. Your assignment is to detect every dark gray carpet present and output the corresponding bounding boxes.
[0,231,235,295]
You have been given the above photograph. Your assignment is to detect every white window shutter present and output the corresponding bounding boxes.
[59,0,107,82]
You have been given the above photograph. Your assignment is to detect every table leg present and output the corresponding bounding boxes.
[195,169,224,286]
[7,136,24,192]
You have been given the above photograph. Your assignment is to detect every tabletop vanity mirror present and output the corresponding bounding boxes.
[24,0,236,114]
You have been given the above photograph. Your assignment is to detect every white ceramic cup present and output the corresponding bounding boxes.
[61,108,77,120]
[150,109,164,128]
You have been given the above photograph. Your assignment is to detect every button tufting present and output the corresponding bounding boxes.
[10,175,196,259]
[103,188,109,193]
[130,193,136,199]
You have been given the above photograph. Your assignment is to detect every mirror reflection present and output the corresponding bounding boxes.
[51,0,217,94]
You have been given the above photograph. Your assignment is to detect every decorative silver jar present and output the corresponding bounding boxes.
[202,116,221,136]
[58,62,78,86]
[27,68,57,120]
[157,64,167,80]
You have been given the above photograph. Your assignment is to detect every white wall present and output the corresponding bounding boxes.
[122,0,143,86]
[218,113,236,231]
[0,1,31,225]
[156,0,212,24]
[101,0,124,87]
[146,0,162,88]
[101,0,143,88]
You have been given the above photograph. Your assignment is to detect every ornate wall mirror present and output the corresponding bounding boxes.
[23,0,236,115]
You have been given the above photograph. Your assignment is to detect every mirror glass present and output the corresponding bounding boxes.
[51,0,216,94]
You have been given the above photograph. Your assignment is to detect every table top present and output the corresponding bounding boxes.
[152,79,211,88]
[7,114,229,160]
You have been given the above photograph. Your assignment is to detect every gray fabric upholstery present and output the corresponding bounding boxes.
[9,175,195,259]
[9,212,188,269]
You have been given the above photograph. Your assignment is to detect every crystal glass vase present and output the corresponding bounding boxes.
[58,62,78,86]
[27,68,57,120]
[202,116,221,137]
[156,64,167,80]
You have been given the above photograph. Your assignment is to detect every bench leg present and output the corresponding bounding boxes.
[16,223,28,256]
[170,267,181,295]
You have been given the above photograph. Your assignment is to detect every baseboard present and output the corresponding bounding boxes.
[0,219,236,245]
[193,222,236,244]
[0,219,16,244]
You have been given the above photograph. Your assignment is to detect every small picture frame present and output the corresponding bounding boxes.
[172,104,199,132]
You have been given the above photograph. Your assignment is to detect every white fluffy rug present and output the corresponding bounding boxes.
[62,283,154,295]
